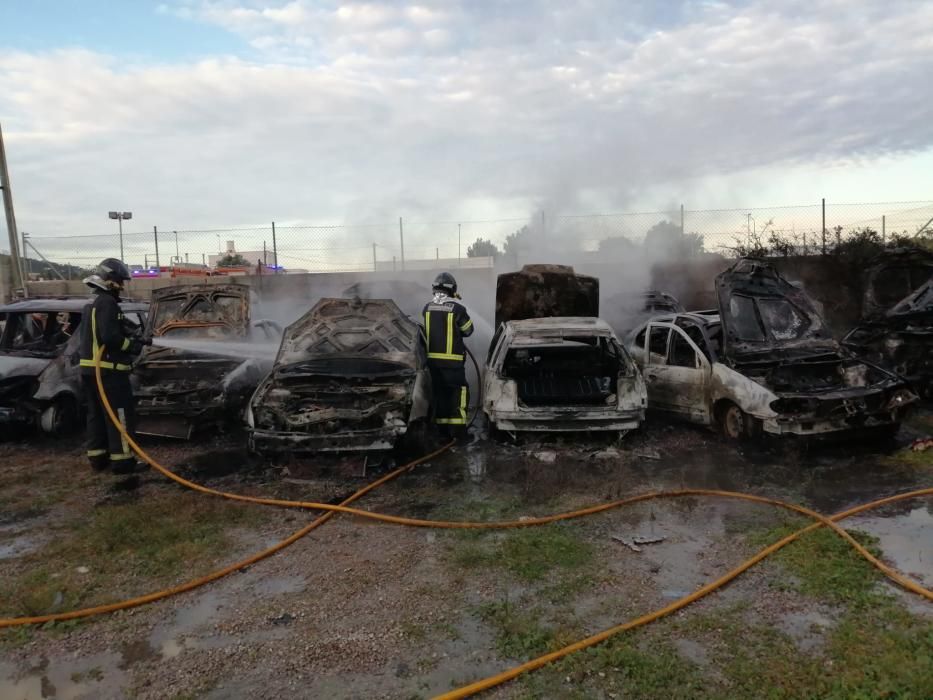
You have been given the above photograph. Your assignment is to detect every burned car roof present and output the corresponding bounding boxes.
[886,276,933,318]
[0,297,148,313]
[495,264,599,327]
[275,297,421,369]
[715,259,834,358]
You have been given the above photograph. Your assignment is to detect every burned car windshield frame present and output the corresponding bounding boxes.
[275,356,416,377]
[726,293,821,344]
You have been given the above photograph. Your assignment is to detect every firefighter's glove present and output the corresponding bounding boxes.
[128,338,148,355]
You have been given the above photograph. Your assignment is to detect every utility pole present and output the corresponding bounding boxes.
[0,122,25,296]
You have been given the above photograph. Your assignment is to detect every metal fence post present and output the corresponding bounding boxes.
[680,204,685,236]
[882,215,886,241]
[821,198,826,254]
[272,221,278,272]
[399,217,405,270]
[372,243,377,271]
[154,226,160,269]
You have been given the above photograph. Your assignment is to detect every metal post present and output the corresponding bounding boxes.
[882,215,886,241]
[680,204,685,236]
[271,221,278,272]
[436,247,439,260]
[392,255,397,272]
[821,198,826,254]
[21,229,28,281]
[118,217,125,261]
[263,240,267,266]
[174,230,179,259]
[154,226,160,270]
[0,122,25,294]
[458,223,461,266]
[202,253,206,267]
[398,217,405,270]
[372,243,377,271]
[541,211,546,237]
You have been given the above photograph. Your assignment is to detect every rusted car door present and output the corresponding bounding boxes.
[643,323,710,422]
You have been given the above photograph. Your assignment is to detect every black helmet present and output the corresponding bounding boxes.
[433,272,457,295]
[98,258,131,283]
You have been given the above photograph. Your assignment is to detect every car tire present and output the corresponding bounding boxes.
[719,401,749,440]
[39,396,80,437]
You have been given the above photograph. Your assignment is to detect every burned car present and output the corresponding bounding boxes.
[0,297,147,436]
[626,259,916,439]
[842,249,933,399]
[246,297,431,454]
[484,265,646,434]
[134,284,279,438]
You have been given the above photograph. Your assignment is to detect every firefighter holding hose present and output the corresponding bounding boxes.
[79,258,150,474]
[422,272,474,438]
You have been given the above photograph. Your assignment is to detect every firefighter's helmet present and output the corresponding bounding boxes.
[85,257,131,292]
[432,272,457,295]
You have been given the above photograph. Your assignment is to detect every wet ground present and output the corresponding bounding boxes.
[1,413,931,699]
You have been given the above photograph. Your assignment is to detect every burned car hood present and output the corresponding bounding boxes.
[274,297,421,371]
[495,264,599,327]
[861,248,933,320]
[716,259,836,361]
[886,277,933,321]
[148,284,250,338]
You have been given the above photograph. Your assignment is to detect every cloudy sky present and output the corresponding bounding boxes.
[1,0,932,248]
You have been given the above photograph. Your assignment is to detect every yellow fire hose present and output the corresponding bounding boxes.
[0,346,929,699]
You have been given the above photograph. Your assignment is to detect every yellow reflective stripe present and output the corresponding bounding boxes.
[121,337,131,351]
[424,310,431,353]
[427,352,464,361]
[446,312,454,355]
[110,453,133,461]
[437,417,466,425]
[87,449,107,457]
[79,360,132,371]
[460,319,473,332]
[459,386,467,423]
[80,359,115,369]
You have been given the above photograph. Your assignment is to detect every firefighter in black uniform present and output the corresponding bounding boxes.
[78,258,150,473]
[422,272,474,437]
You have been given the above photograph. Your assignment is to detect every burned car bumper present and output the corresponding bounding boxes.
[489,408,644,433]
[249,425,407,453]
[762,388,916,436]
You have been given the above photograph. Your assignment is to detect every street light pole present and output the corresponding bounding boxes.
[108,211,132,261]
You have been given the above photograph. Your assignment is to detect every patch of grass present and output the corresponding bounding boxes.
[518,635,706,700]
[0,491,266,623]
[476,599,556,658]
[882,447,933,469]
[448,525,593,583]
[746,521,886,607]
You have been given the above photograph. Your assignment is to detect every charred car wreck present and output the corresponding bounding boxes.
[134,284,278,438]
[484,265,646,434]
[843,249,933,399]
[0,297,147,436]
[626,259,916,438]
[247,297,431,454]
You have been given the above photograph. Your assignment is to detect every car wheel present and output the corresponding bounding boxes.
[720,402,748,440]
[39,396,80,437]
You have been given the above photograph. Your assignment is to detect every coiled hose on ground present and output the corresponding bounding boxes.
[0,346,929,700]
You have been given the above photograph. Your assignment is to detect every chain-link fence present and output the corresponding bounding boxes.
[14,200,933,279]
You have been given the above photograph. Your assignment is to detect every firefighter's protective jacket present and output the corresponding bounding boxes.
[422,292,474,366]
[79,290,140,374]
